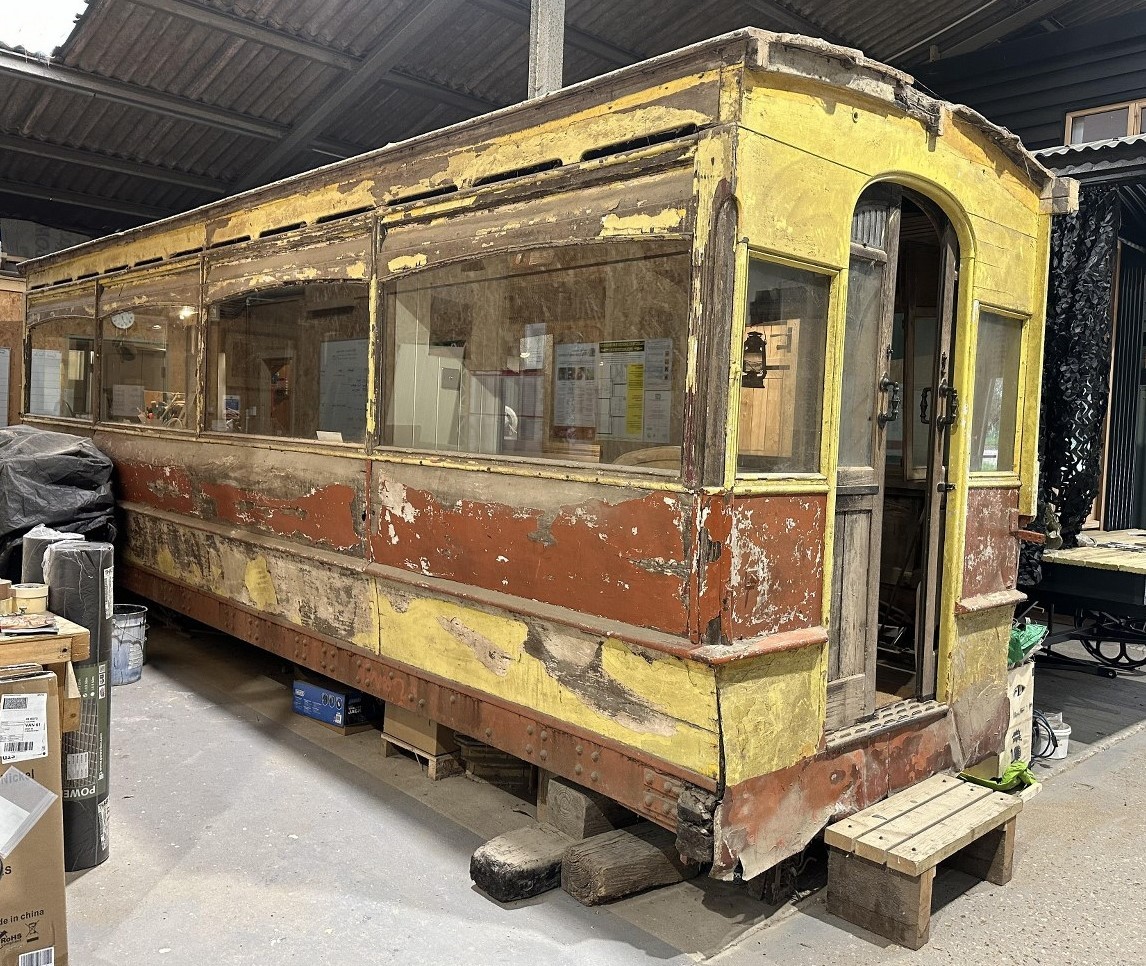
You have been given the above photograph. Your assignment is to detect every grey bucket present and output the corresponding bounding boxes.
[111,604,148,686]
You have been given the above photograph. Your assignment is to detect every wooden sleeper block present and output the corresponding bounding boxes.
[546,775,638,840]
[561,821,699,906]
[471,825,575,903]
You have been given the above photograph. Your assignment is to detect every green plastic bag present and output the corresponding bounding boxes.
[1009,622,1047,667]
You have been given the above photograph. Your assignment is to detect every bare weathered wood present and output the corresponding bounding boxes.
[824,672,866,731]
[827,848,934,950]
[561,822,698,905]
[471,824,574,902]
[546,775,638,840]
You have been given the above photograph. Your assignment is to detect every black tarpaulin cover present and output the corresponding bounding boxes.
[0,425,115,579]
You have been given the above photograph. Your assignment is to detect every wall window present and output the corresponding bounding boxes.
[206,282,370,442]
[101,305,196,428]
[970,311,1024,473]
[1066,101,1143,144]
[27,318,95,419]
[737,259,831,474]
[381,240,690,471]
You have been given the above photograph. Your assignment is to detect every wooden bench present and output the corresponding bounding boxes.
[824,773,1023,949]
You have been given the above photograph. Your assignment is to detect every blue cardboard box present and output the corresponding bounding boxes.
[292,679,368,729]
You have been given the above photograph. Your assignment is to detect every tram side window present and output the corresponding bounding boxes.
[736,259,831,474]
[970,311,1023,473]
[380,240,691,471]
[27,318,95,419]
[206,282,370,443]
[101,306,196,428]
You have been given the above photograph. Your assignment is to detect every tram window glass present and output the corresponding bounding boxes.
[970,311,1023,473]
[27,318,95,419]
[101,306,196,429]
[380,240,691,471]
[736,259,831,474]
[206,282,370,442]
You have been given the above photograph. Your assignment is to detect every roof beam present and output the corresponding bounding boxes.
[236,0,465,189]
[0,178,168,220]
[131,0,508,119]
[471,0,640,67]
[0,47,282,139]
[127,0,359,70]
[0,48,364,158]
[0,133,228,194]
[743,0,840,42]
[939,0,1075,59]
[385,69,505,115]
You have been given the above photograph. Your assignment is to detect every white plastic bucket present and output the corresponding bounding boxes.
[111,604,148,686]
[1049,723,1071,760]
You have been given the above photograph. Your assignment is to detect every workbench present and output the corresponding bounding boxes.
[1028,530,1146,674]
[0,612,90,732]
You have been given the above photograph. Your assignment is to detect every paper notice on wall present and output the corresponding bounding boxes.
[598,340,673,442]
[0,693,48,764]
[554,343,598,429]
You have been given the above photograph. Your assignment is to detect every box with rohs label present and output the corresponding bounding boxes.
[0,664,68,966]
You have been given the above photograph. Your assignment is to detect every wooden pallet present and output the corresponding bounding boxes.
[381,731,464,780]
[0,613,90,733]
[824,774,1022,949]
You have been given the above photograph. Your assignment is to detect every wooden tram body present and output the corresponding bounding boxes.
[20,31,1070,879]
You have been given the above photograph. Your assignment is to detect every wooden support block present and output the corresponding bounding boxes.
[546,775,638,840]
[382,732,464,780]
[561,822,699,906]
[827,848,934,950]
[946,816,1016,885]
[46,661,81,733]
[471,824,575,903]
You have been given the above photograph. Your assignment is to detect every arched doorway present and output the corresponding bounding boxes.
[827,184,960,730]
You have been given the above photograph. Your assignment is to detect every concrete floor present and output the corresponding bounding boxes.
[67,624,1146,964]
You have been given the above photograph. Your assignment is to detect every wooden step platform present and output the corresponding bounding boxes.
[824,774,1023,949]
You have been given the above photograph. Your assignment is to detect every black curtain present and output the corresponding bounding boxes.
[1020,184,1120,585]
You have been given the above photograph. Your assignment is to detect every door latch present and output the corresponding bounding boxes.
[937,382,959,427]
[878,374,901,426]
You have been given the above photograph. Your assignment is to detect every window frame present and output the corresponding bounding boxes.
[24,281,98,425]
[967,303,1028,481]
[201,279,373,448]
[731,247,839,485]
[374,237,696,478]
[1064,99,1145,145]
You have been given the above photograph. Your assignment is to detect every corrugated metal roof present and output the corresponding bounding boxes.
[1,0,1141,239]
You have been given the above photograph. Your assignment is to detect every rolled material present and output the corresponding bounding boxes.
[45,541,115,871]
[22,524,85,583]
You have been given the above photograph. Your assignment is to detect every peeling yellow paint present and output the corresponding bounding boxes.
[600,208,684,236]
[387,253,428,273]
[244,556,279,611]
[373,592,720,778]
[716,643,827,786]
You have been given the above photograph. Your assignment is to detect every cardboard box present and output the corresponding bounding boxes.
[383,703,458,756]
[1005,662,1036,765]
[0,665,67,966]
[292,679,369,730]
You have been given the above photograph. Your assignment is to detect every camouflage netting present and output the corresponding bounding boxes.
[1019,183,1120,587]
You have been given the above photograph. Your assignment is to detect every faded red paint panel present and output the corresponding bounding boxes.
[115,459,196,516]
[713,714,957,879]
[962,487,1020,601]
[728,494,825,640]
[691,493,733,643]
[115,456,364,552]
[369,479,693,635]
[197,480,363,552]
